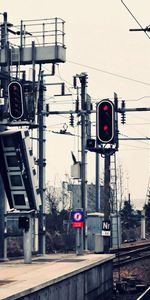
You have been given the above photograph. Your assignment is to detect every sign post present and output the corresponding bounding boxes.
[71,209,84,255]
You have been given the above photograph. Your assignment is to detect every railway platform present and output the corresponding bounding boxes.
[0,252,114,300]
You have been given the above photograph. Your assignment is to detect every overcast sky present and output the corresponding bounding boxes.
[1,0,150,210]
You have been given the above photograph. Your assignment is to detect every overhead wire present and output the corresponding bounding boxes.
[122,122,150,125]
[125,96,150,102]
[121,125,150,143]
[67,60,150,86]
[120,0,150,187]
[66,3,150,89]
[121,0,150,40]
[119,145,149,150]
[42,3,150,163]
[120,1,150,196]
[119,130,150,145]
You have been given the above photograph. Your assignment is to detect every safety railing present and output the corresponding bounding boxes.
[7,17,65,49]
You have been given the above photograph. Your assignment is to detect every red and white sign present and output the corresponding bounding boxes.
[71,210,84,228]
[72,222,84,228]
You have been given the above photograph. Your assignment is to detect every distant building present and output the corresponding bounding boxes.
[68,183,105,212]
[45,182,115,213]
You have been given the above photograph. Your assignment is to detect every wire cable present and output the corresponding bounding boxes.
[121,0,150,40]
[67,60,150,86]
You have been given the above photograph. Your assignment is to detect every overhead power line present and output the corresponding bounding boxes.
[121,0,150,40]
[67,60,150,86]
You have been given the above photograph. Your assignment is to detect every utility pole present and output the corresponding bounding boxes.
[38,70,46,255]
[96,151,100,212]
[95,105,101,212]
[103,153,111,253]
[79,73,88,251]
[0,12,9,260]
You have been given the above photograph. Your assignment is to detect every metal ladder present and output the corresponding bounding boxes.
[110,152,118,213]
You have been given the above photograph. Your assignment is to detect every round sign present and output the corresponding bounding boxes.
[73,212,82,221]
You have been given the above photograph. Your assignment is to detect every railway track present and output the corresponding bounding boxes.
[113,242,150,267]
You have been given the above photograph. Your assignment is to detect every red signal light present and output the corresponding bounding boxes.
[12,85,17,91]
[103,125,108,131]
[103,105,109,111]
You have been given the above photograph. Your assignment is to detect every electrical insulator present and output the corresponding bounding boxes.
[121,100,126,124]
[121,113,126,124]
[70,114,74,127]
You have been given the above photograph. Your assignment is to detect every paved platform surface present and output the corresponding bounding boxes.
[0,253,114,300]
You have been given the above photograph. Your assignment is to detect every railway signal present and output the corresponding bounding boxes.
[8,81,24,120]
[96,99,115,144]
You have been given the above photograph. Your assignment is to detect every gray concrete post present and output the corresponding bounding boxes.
[76,227,84,255]
[23,217,32,264]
